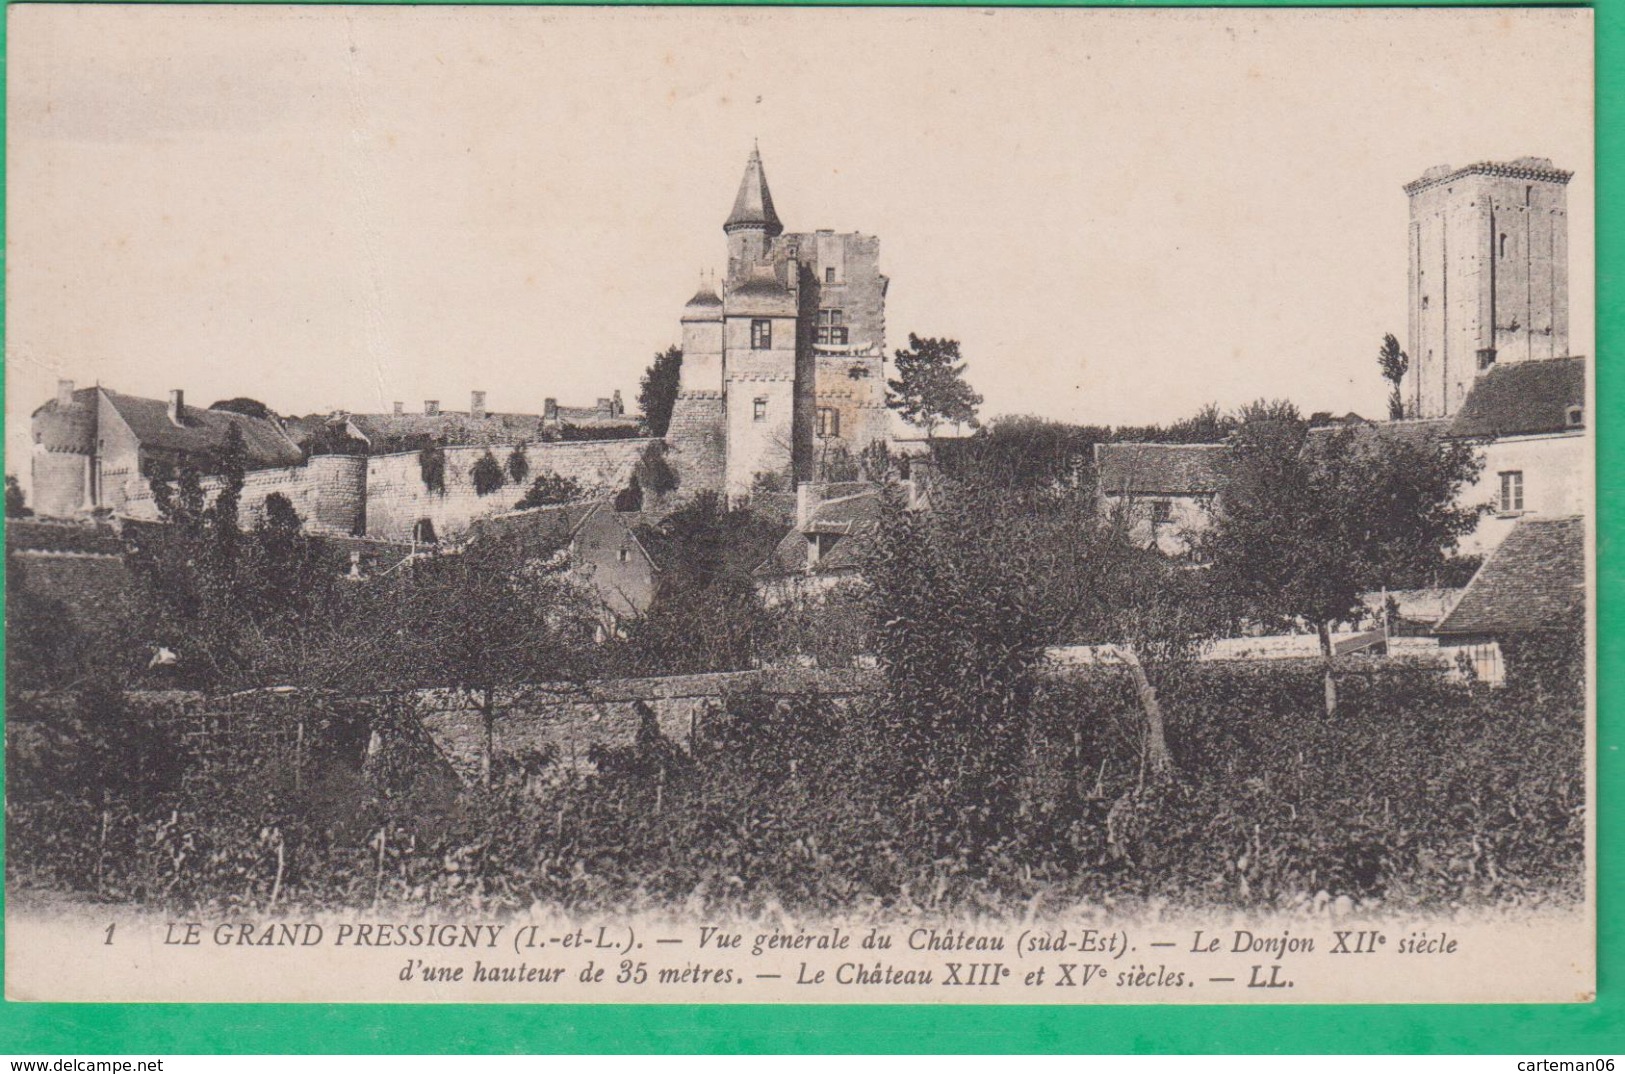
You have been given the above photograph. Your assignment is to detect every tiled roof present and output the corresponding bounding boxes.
[724,146,784,236]
[466,501,657,570]
[31,388,100,453]
[1447,356,1586,440]
[1435,516,1585,635]
[1095,442,1229,497]
[102,390,303,470]
[346,411,548,448]
[756,488,882,577]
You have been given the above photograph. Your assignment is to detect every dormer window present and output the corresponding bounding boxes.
[1566,405,1584,428]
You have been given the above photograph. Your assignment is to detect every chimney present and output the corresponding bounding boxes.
[393,401,404,416]
[168,389,185,425]
[544,398,558,421]
[611,389,624,416]
[56,379,75,407]
[796,481,816,530]
[470,390,487,421]
[424,400,439,416]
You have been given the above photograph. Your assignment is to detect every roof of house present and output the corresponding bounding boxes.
[1095,442,1229,497]
[100,390,304,470]
[466,500,657,570]
[724,145,784,236]
[756,488,882,578]
[30,388,100,453]
[1447,356,1586,440]
[345,411,548,447]
[1435,516,1585,635]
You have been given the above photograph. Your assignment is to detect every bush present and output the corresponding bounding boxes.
[6,659,1583,916]
[471,451,506,497]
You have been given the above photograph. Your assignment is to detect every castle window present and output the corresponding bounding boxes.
[825,266,835,284]
[618,547,631,564]
[1567,405,1584,428]
[753,397,767,422]
[817,407,840,439]
[1151,499,1173,525]
[1499,233,1508,258]
[1498,471,1524,515]
[816,309,848,345]
[751,319,771,350]
[1421,295,1429,310]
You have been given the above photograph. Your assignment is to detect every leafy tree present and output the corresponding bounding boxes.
[514,472,584,510]
[471,450,506,497]
[887,333,982,440]
[606,492,784,676]
[505,444,530,484]
[1379,333,1410,420]
[638,345,684,437]
[379,531,600,786]
[209,397,275,421]
[6,475,32,518]
[1204,401,1482,714]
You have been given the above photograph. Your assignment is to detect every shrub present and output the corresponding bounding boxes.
[418,443,446,494]
[515,472,584,510]
[471,450,506,497]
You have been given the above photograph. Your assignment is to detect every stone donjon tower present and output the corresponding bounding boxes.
[666,148,890,501]
[1404,157,1572,419]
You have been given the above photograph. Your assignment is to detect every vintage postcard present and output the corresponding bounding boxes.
[3,5,1594,1004]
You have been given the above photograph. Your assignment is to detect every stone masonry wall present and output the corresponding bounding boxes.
[413,668,882,779]
[363,439,656,543]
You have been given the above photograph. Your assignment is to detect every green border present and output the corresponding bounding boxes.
[0,0,1617,1054]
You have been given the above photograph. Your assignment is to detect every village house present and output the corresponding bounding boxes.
[1093,442,1228,556]
[465,501,661,624]
[1443,355,1586,556]
[1434,515,1585,686]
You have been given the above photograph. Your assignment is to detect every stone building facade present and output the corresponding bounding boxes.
[667,148,891,502]
[1404,157,1572,420]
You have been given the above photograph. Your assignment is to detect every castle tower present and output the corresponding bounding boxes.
[1404,157,1572,419]
[665,148,890,501]
[724,144,783,275]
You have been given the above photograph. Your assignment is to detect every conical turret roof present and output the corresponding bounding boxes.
[724,145,784,237]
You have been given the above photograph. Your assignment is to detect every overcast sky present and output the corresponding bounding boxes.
[6,5,1593,485]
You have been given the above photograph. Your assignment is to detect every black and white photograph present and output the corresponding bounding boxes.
[3,5,1594,1003]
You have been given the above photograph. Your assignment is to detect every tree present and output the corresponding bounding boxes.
[605,492,783,676]
[6,475,31,518]
[471,450,506,496]
[1204,401,1482,714]
[1379,333,1410,420]
[209,397,275,421]
[887,334,982,441]
[514,472,583,510]
[638,345,684,437]
[380,532,601,786]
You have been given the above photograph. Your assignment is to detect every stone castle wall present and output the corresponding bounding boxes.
[363,439,657,543]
